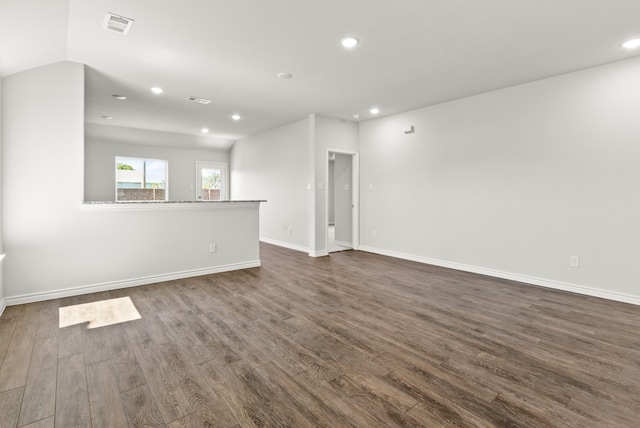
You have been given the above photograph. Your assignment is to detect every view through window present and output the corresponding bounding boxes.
[196,161,227,200]
[201,167,221,200]
[116,156,168,201]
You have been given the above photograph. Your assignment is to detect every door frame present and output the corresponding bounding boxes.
[195,161,228,201]
[325,148,359,252]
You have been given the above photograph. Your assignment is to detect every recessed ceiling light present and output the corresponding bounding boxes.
[112,94,127,100]
[201,128,209,133]
[277,72,293,79]
[150,86,164,94]
[101,115,113,120]
[622,38,640,49]
[340,36,359,49]
[231,114,241,121]
[370,107,380,115]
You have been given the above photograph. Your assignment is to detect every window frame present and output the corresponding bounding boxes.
[115,156,169,202]
[195,161,228,201]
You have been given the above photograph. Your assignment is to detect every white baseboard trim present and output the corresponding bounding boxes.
[309,250,329,258]
[260,237,309,253]
[0,298,6,318]
[4,260,261,307]
[259,237,330,258]
[359,246,640,306]
[335,240,353,248]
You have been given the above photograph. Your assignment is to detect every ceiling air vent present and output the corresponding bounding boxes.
[187,96,212,105]
[103,12,134,35]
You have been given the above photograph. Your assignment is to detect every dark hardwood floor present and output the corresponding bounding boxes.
[1,242,639,427]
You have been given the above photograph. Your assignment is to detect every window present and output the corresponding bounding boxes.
[115,157,168,201]
[196,162,227,200]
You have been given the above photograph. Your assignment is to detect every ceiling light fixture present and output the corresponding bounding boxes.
[370,107,380,115]
[112,94,127,100]
[101,115,113,120]
[340,36,359,49]
[622,38,640,49]
[277,72,293,79]
[201,128,209,133]
[150,86,164,94]
[231,114,241,121]
[353,114,360,119]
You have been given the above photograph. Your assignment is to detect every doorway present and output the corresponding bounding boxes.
[327,150,359,253]
[195,161,228,201]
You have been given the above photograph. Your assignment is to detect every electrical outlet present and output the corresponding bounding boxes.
[372,230,377,238]
[570,256,580,268]
[210,243,217,253]
[288,227,292,235]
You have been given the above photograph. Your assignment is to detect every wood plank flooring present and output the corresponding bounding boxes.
[1,242,639,427]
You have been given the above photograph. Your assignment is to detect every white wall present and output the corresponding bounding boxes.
[310,114,358,255]
[328,160,335,225]
[333,153,352,245]
[230,119,310,251]
[0,75,4,316]
[229,114,358,255]
[2,61,260,303]
[85,138,229,201]
[360,55,640,304]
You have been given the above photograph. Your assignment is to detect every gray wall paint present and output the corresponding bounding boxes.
[3,61,84,297]
[4,53,637,305]
[0,75,4,310]
[328,160,335,225]
[85,139,229,202]
[230,119,311,249]
[333,153,352,244]
[310,115,359,254]
[2,61,259,300]
[360,55,640,300]
[230,114,358,254]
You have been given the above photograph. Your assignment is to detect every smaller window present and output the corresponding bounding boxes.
[196,162,227,200]
[115,157,168,202]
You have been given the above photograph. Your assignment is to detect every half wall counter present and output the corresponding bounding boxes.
[5,200,265,305]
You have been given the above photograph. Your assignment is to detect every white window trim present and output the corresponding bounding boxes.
[115,156,169,202]
[195,161,228,201]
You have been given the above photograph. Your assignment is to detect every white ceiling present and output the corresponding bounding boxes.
[2,0,640,150]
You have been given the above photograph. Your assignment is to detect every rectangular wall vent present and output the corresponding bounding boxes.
[187,96,212,105]
[103,12,134,35]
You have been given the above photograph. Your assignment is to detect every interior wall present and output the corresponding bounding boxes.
[333,153,352,245]
[2,61,260,302]
[0,76,4,315]
[230,118,310,251]
[328,160,335,225]
[3,61,85,298]
[310,114,358,255]
[85,138,229,201]
[360,55,640,303]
